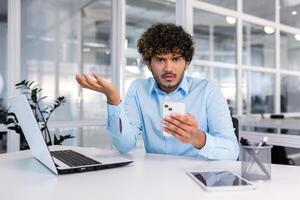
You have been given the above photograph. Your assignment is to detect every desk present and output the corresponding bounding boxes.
[0,146,299,200]
[239,117,300,148]
[239,117,300,130]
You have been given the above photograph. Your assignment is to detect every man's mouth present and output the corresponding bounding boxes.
[162,73,176,81]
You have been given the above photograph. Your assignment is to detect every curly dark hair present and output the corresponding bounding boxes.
[137,23,195,65]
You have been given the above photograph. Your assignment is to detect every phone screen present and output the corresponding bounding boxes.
[190,171,251,187]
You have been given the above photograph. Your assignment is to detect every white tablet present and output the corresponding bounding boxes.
[188,170,256,192]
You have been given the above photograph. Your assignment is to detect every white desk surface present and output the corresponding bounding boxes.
[0,146,299,200]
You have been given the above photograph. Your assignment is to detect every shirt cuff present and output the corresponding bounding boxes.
[107,103,121,118]
[197,132,215,159]
[106,104,121,135]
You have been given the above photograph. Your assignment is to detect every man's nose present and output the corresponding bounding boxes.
[164,59,173,71]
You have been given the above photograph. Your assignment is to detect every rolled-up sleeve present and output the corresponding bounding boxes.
[106,81,143,154]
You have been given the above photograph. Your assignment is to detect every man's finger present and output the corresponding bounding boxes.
[76,74,104,91]
[163,116,190,132]
[92,73,103,85]
[163,127,187,143]
[162,119,189,138]
[76,75,91,88]
[83,74,102,89]
[169,114,194,126]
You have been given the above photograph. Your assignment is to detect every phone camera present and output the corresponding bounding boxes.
[164,104,168,108]
[168,108,172,111]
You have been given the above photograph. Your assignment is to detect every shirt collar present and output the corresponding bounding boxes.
[149,76,190,96]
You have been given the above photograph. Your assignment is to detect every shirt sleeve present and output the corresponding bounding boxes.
[106,81,143,153]
[198,82,239,160]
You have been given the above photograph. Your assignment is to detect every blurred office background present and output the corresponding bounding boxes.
[1,0,300,164]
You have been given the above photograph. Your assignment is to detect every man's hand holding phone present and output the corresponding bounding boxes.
[162,102,206,149]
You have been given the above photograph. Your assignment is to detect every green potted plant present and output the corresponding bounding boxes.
[1,80,74,150]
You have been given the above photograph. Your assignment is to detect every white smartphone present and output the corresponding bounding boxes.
[162,102,185,137]
[188,170,256,192]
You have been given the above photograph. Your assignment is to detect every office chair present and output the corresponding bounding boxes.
[232,117,239,140]
[231,117,239,161]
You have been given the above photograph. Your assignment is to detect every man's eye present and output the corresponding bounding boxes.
[173,57,181,62]
[157,58,164,62]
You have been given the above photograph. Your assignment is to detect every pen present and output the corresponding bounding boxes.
[245,148,271,179]
[244,136,268,174]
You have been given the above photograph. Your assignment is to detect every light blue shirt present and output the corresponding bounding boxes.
[106,76,239,160]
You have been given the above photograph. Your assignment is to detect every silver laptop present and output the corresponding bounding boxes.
[9,94,133,175]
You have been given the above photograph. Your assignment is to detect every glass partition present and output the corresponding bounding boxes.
[280,31,300,71]
[193,9,237,64]
[243,71,275,114]
[243,0,275,21]
[243,22,275,68]
[21,0,112,121]
[281,75,300,113]
[280,1,300,29]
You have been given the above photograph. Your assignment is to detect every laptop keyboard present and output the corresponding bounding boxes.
[51,150,101,167]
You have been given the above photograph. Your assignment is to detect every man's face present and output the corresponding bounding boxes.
[149,53,188,94]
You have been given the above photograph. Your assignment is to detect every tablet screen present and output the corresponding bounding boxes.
[190,171,251,187]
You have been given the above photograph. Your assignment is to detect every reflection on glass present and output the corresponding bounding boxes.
[196,0,236,10]
[193,9,237,64]
[126,0,175,49]
[243,71,275,114]
[189,66,237,114]
[191,171,249,187]
[280,1,300,29]
[243,22,275,68]
[281,75,300,112]
[280,31,300,71]
[243,0,275,21]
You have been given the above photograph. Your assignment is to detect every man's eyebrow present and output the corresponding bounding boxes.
[172,55,183,58]
[153,56,165,59]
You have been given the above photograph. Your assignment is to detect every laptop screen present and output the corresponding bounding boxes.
[9,94,58,174]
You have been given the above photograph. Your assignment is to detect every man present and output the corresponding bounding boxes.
[76,23,239,160]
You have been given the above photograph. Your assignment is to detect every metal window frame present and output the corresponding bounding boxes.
[7,0,21,152]
[190,0,300,116]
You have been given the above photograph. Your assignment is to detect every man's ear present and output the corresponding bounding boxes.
[147,59,152,71]
[184,62,190,70]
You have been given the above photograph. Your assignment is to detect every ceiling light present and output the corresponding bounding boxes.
[292,10,298,15]
[264,26,275,34]
[295,34,300,41]
[226,16,236,24]
[83,42,106,48]
[82,48,91,52]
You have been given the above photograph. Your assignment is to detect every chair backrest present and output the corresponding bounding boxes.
[232,117,239,140]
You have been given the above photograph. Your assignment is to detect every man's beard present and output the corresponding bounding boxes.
[153,72,184,93]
